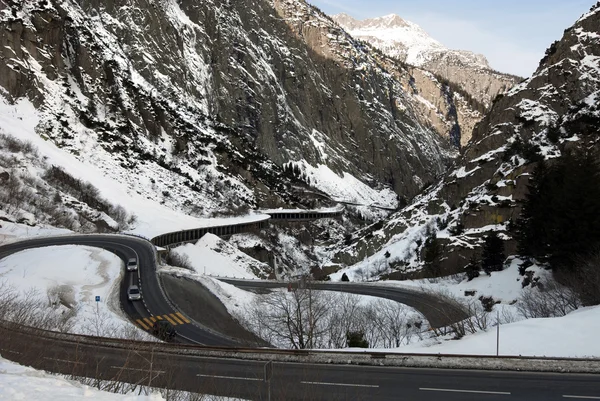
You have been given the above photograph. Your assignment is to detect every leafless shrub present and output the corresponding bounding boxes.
[166,252,194,271]
[244,287,425,349]
[0,133,37,156]
[362,299,424,347]
[326,293,363,348]
[516,278,581,319]
[243,287,332,349]
[421,287,495,339]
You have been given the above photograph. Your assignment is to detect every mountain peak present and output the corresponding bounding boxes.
[374,13,411,29]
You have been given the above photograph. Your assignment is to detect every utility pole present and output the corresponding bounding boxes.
[264,361,273,401]
[496,310,500,356]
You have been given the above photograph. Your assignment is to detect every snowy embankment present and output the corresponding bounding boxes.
[169,233,268,279]
[399,305,600,358]
[0,356,163,401]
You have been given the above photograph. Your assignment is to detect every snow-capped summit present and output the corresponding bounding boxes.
[332,13,518,109]
[332,13,486,68]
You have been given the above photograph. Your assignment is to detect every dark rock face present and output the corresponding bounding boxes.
[0,0,453,215]
[331,4,600,275]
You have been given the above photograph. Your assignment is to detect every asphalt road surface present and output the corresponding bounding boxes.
[1,321,598,401]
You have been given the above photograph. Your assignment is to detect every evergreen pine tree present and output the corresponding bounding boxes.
[481,232,505,275]
[464,254,480,281]
[423,231,442,277]
[346,331,369,348]
[516,151,600,272]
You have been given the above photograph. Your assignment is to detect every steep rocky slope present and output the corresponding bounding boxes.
[0,0,457,221]
[328,4,600,278]
[333,13,521,144]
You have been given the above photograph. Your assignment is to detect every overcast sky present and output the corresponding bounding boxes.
[307,0,594,77]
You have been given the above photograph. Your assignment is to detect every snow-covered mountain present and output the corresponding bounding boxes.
[333,13,486,68]
[332,13,520,110]
[329,3,600,279]
[0,0,468,226]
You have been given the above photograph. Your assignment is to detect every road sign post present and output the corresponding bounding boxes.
[264,361,273,401]
[95,295,100,314]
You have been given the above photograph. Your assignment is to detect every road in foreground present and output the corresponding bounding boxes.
[0,320,598,401]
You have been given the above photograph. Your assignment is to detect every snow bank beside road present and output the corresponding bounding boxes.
[0,356,163,401]
[398,305,600,358]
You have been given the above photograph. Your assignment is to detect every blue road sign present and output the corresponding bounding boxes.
[95,296,100,302]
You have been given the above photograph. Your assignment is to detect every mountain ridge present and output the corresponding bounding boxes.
[332,12,520,117]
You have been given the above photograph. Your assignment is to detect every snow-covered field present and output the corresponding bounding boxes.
[398,305,600,358]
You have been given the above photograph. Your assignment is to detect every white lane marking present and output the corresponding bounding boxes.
[0,349,21,355]
[196,374,262,381]
[43,357,85,364]
[301,381,379,388]
[420,387,510,395]
[563,396,600,399]
[110,366,165,374]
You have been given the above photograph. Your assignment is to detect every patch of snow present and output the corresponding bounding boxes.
[171,234,268,279]
[0,356,164,401]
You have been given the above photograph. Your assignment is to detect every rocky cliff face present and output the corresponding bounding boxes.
[332,13,521,144]
[0,0,455,218]
[328,4,600,278]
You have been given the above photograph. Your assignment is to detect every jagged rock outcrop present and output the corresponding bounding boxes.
[0,0,454,218]
[328,4,600,278]
[332,13,521,145]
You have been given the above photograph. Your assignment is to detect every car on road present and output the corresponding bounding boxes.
[127,285,141,301]
[152,320,176,341]
[126,257,138,271]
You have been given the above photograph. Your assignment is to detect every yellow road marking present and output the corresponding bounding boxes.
[143,317,153,327]
[149,316,157,323]
[156,315,163,320]
[169,313,184,325]
[163,314,177,325]
[136,319,149,330]
[176,312,191,324]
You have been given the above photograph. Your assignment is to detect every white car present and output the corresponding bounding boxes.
[126,257,138,271]
[127,285,141,301]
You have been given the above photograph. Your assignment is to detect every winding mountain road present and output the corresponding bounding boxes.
[0,234,599,400]
[0,235,240,346]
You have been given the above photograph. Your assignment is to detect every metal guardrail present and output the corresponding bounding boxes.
[1,319,600,371]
